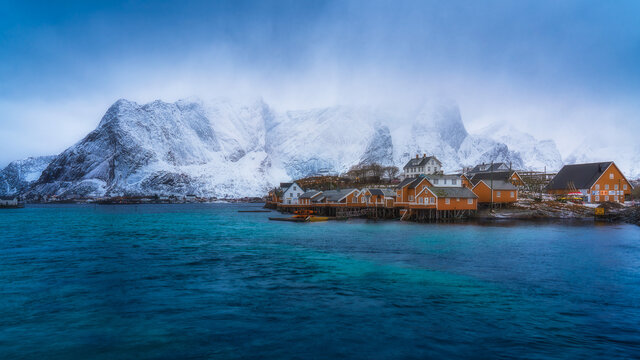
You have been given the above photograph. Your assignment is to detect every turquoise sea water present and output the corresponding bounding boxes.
[1,204,639,359]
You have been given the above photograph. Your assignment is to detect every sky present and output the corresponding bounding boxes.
[1,0,640,166]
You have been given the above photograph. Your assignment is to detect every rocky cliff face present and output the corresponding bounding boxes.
[1,98,568,198]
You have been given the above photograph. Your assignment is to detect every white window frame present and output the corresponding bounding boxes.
[610,173,614,179]
[496,191,501,198]
[595,195,600,201]
[445,198,450,204]
[467,198,473,204]
[605,196,609,201]
[605,184,609,190]
[596,184,600,190]
[510,191,515,198]
[624,184,628,190]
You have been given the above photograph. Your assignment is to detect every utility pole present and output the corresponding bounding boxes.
[490,161,494,210]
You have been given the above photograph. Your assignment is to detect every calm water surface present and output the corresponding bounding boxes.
[1,204,639,359]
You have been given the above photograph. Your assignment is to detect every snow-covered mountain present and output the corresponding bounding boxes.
[478,123,564,172]
[565,141,640,180]
[2,98,572,198]
[0,155,56,196]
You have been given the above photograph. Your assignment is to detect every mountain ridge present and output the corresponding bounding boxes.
[1,97,575,198]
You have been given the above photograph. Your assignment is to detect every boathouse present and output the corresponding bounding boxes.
[395,175,433,205]
[547,161,633,203]
[471,180,518,204]
[299,190,323,205]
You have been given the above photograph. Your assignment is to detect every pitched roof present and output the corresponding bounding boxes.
[279,182,293,189]
[428,187,478,198]
[395,177,418,189]
[470,171,516,182]
[471,179,518,190]
[322,189,358,202]
[403,156,441,169]
[299,190,322,199]
[468,163,510,174]
[547,162,613,190]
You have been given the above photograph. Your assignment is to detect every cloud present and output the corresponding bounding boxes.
[1,0,639,166]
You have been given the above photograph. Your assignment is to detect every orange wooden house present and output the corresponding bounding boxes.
[471,180,518,204]
[413,186,478,210]
[395,176,432,205]
[547,161,633,203]
[298,190,323,205]
[470,171,524,187]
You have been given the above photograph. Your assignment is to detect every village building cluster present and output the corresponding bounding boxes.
[267,154,634,220]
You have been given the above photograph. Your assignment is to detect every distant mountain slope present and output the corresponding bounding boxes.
[7,98,570,198]
[0,155,56,196]
[478,123,564,172]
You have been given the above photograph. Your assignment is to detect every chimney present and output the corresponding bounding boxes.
[416,154,419,159]
[423,153,426,158]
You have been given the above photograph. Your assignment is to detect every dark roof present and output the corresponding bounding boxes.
[547,162,613,190]
[471,179,517,190]
[0,196,17,200]
[322,189,357,202]
[279,182,293,189]
[367,188,396,197]
[470,171,516,182]
[403,156,441,169]
[299,190,322,199]
[395,176,430,190]
[427,187,478,199]
[395,177,417,189]
[468,163,511,174]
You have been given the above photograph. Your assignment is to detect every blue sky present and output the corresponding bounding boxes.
[1,0,640,165]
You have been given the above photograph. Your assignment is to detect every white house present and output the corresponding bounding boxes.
[403,154,442,179]
[424,174,463,187]
[0,197,18,206]
[282,182,304,205]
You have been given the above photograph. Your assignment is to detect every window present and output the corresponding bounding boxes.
[468,199,473,204]
[431,197,436,204]
[496,191,501,198]
[427,167,431,172]
[605,184,609,190]
[614,184,619,190]
[456,198,460,202]
[624,184,628,190]
[595,196,600,201]
[409,196,414,202]
[443,179,447,184]
[297,193,300,197]
[433,179,439,184]
[614,196,618,202]
[452,179,457,185]
[596,184,600,190]
[418,198,423,204]
[605,196,609,201]
[293,186,297,190]
[445,198,450,204]
[610,173,614,179]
